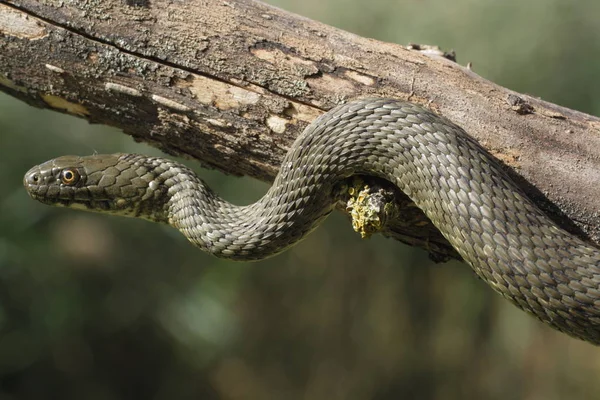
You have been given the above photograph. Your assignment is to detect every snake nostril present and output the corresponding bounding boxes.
[26,172,40,185]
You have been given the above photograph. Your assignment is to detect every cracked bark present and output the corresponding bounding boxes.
[1,0,599,260]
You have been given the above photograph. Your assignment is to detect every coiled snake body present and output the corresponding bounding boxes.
[24,98,600,344]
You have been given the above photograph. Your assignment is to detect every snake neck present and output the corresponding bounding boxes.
[161,162,339,260]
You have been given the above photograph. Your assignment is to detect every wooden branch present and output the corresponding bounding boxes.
[1,0,599,259]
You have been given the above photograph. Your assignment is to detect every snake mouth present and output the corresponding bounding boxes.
[23,186,53,205]
[25,186,110,211]
[25,180,136,218]
[25,191,75,208]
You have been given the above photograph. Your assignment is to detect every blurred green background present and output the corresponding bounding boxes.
[1,0,600,399]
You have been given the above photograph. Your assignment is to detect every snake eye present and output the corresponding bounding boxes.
[60,169,80,185]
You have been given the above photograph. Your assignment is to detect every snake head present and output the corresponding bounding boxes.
[24,154,170,222]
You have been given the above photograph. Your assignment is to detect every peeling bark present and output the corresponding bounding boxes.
[0,0,599,260]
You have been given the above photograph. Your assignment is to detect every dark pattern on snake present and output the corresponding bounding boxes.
[24,98,600,344]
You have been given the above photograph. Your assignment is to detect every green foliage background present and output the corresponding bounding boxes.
[1,1,600,399]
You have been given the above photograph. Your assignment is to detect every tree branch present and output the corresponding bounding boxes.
[1,0,599,259]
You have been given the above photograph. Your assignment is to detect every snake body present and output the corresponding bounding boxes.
[24,98,600,344]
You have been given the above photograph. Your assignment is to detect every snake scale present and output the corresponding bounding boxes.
[24,98,600,344]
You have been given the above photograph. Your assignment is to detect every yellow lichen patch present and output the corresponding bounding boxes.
[345,178,393,239]
[41,94,89,117]
[0,74,27,93]
[0,4,48,40]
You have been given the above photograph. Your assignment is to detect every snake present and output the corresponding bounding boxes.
[23,98,600,345]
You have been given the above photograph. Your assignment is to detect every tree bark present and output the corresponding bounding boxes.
[1,0,599,259]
